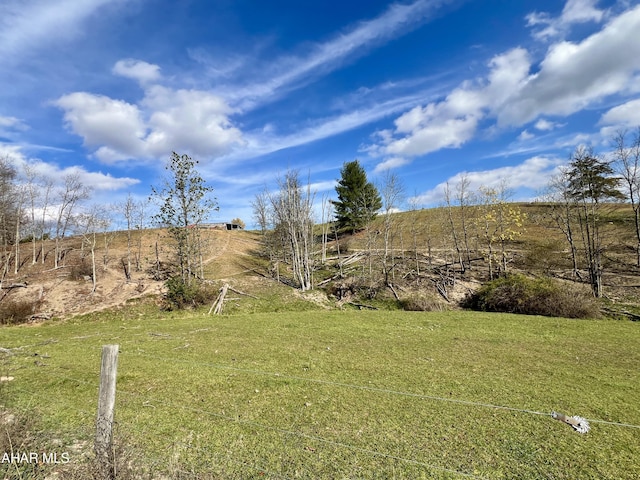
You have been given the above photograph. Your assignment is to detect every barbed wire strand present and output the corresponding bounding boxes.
[124,352,640,429]
[126,392,486,479]
[22,373,483,479]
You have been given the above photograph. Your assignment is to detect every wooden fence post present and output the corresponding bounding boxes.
[95,344,119,466]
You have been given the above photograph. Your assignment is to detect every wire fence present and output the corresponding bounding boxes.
[2,332,640,479]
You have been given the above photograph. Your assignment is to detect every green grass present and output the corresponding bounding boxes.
[1,307,639,479]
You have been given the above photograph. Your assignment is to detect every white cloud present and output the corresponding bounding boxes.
[143,85,244,158]
[308,180,337,193]
[112,59,161,84]
[0,115,28,130]
[499,5,640,126]
[534,119,559,131]
[599,98,640,127]
[526,0,605,40]
[0,115,29,140]
[367,4,640,166]
[55,82,244,163]
[411,156,563,205]
[0,144,139,192]
[370,48,530,160]
[373,157,410,173]
[518,130,535,141]
[56,92,147,162]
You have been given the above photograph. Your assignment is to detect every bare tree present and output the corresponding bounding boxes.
[379,171,404,284]
[455,173,475,269]
[54,173,89,269]
[101,215,117,269]
[39,178,54,265]
[13,184,26,274]
[23,164,40,264]
[76,207,109,294]
[320,193,331,265]
[251,189,270,237]
[407,195,423,276]
[0,157,17,284]
[444,182,464,272]
[543,168,580,278]
[269,171,314,291]
[612,128,640,266]
[134,199,147,272]
[119,194,146,281]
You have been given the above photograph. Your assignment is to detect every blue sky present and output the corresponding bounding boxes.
[2,0,640,227]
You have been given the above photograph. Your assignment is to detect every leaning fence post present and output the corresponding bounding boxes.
[95,344,119,466]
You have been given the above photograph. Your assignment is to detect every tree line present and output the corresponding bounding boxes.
[253,129,640,300]
[0,152,217,300]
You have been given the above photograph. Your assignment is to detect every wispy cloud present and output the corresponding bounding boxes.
[526,0,605,41]
[224,85,446,163]
[113,58,162,84]
[1,143,139,192]
[0,0,129,64]
[218,0,458,110]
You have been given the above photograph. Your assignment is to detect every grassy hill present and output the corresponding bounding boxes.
[2,202,640,323]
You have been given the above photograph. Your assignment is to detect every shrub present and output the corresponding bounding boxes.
[0,300,37,325]
[69,261,93,281]
[400,293,444,312]
[464,274,600,319]
[163,277,217,310]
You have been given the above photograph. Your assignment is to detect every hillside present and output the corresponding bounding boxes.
[0,228,263,319]
[1,202,639,322]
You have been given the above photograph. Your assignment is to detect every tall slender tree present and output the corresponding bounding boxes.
[612,129,640,266]
[566,146,624,297]
[53,173,89,269]
[151,152,217,285]
[269,171,314,291]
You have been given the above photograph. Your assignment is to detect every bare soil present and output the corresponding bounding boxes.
[1,229,261,319]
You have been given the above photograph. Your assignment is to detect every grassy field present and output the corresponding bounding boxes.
[1,304,639,479]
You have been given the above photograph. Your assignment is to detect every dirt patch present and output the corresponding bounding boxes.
[1,229,261,319]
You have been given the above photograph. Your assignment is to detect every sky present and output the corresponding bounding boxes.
[2,0,640,227]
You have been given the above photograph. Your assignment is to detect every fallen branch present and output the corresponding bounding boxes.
[339,252,365,267]
[601,306,640,321]
[209,283,229,315]
[387,282,400,301]
[0,282,28,289]
[227,286,258,299]
[317,272,344,287]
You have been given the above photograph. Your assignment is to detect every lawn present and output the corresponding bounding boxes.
[1,306,639,479]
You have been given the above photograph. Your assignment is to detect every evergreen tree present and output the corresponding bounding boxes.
[332,160,381,233]
[566,146,623,297]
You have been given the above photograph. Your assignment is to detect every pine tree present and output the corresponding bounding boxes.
[566,146,624,297]
[332,160,382,233]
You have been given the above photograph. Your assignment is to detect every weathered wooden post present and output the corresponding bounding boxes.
[95,344,119,471]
